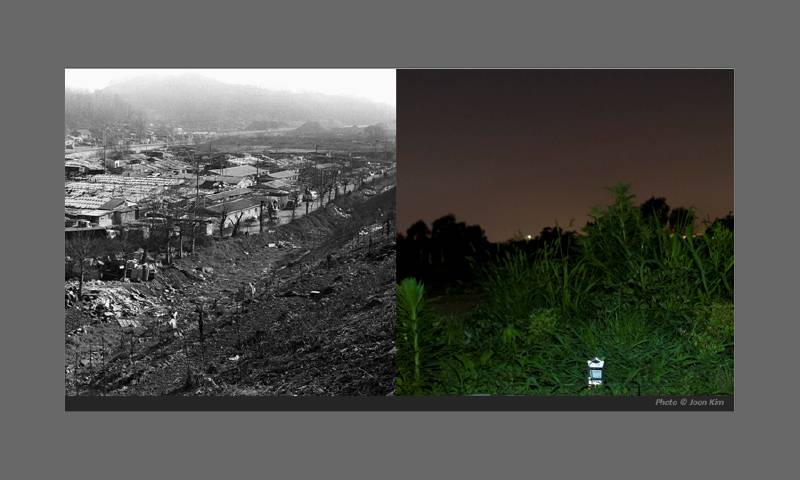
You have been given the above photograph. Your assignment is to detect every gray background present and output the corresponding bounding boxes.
[4,0,797,477]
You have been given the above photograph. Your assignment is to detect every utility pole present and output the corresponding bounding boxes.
[259,200,264,234]
[192,151,199,253]
[219,193,228,239]
[102,128,107,173]
[314,156,318,189]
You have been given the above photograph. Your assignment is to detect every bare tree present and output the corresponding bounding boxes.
[177,220,185,258]
[218,203,229,239]
[65,231,101,299]
[231,212,245,237]
[164,215,173,265]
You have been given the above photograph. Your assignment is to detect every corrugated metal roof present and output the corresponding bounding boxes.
[208,165,259,177]
[71,209,114,217]
[99,198,127,210]
[205,187,252,201]
[65,226,108,233]
[206,197,263,214]
[264,179,290,189]
[65,197,107,209]
[267,169,298,179]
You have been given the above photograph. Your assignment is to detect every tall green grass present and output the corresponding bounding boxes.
[396,184,734,395]
[396,278,450,394]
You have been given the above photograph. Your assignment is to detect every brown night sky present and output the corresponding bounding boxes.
[397,69,733,242]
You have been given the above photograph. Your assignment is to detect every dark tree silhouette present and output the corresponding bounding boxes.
[406,220,431,242]
[463,225,489,256]
[709,212,734,232]
[399,215,492,287]
[406,220,431,270]
[640,196,671,226]
[431,215,460,266]
[535,226,577,257]
[669,207,696,233]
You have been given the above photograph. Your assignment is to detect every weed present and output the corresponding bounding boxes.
[397,183,734,396]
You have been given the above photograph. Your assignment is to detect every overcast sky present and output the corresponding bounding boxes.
[398,69,733,242]
[65,69,396,107]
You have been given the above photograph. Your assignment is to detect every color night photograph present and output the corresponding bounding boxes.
[395,69,734,396]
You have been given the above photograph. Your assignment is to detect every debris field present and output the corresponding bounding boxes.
[66,178,396,396]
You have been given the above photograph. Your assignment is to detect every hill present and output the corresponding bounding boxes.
[245,120,289,131]
[292,121,329,136]
[100,73,395,131]
[64,89,146,136]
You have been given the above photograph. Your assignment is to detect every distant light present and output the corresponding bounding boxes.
[526,234,532,240]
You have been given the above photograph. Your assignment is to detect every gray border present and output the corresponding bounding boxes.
[66,396,733,411]
[6,0,797,477]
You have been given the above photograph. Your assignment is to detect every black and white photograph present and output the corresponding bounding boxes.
[64,69,397,396]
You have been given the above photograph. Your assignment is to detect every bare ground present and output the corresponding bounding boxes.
[66,178,396,396]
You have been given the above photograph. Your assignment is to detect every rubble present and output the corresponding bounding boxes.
[267,240,297,249]
[358,224,384,236]
[65,280,163,321]
[67,176,397,397]
[331,205,351,218]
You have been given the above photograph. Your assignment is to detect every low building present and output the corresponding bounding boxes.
[72,129,93,141]
[65,226,109,241]
[204,187,252,204]
[314,163,339,171]
[263,190,292,208]
[267,169,299,183]
[205,197,264,230]
[99,198,140,226]
[263,179,291,190]
[227,155,260,166]
[65,157,104,175]
[66,209,114,227]
[199,176,254,189]
[118,222,151,239]
[208,165,261,177]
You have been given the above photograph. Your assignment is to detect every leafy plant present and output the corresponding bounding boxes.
[397,183,734,396]
[395,278,449,394]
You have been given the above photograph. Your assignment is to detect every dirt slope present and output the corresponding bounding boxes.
[66,178,396,396]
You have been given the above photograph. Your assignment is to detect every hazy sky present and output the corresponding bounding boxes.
[64,68,396,107]
[398,69,734,242]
